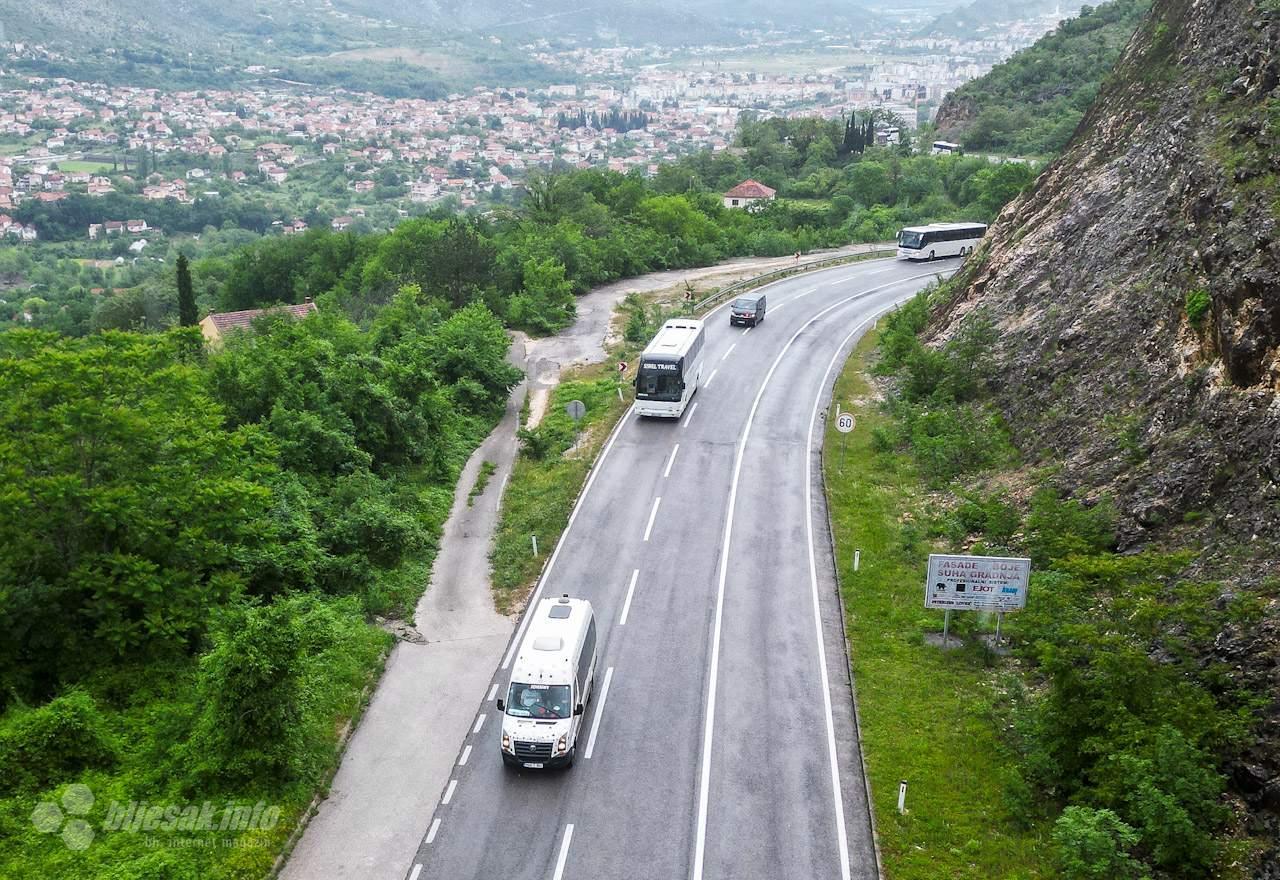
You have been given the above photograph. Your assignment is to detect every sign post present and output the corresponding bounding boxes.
[835,410,855,472]
[925,554,1031,648]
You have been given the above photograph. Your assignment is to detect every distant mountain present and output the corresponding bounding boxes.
[921,0,1085,37]
[0,0,890,94]
[933,0,1151,155]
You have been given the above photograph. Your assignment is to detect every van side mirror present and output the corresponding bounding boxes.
[573,704,584,716]
[495,699,505,712]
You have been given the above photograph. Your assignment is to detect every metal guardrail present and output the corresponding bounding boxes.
[691,246,896,313]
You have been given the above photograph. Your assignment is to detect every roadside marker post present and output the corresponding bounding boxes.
[854,550,861,572]
[531,535,538,557]
[897,780,908,814]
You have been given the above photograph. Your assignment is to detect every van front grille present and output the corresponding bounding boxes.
[514,740,553,761]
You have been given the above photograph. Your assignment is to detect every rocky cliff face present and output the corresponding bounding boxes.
[926,0,1279,861]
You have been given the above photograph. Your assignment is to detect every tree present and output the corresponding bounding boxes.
[0,330,277,702]
[176,254,198,327]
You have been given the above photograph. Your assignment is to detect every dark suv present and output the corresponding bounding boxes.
[729,294,766,327]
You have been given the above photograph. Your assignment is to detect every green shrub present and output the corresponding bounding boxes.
[1184,287,1211,324]
[185,593,373,787]
[1052,806,1144,880]
[0,690,117,793]
[1024,489,1116,564]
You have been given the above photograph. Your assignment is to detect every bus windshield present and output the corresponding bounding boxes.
[505,683,572,719]
[636,363,682,401]
[899,231,924,249]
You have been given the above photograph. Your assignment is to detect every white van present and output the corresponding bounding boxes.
[497,595,598,769]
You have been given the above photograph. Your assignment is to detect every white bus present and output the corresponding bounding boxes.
[635,318,706,419]
[497,594,598,770]
[897,222,987,261]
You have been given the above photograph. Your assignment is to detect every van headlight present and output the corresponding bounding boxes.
[502,733,512,753]
[556,734,568,755]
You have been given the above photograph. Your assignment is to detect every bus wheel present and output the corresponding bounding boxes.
[929,250,936,261]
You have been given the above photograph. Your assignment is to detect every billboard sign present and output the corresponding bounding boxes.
[925,554,1031,612]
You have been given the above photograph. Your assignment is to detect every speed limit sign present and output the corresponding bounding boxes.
[836,412,855,433]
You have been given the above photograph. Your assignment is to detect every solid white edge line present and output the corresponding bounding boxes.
[619,569,640,626]
[690,269,947,880]
[409,864,423,880]
[425,819,441,845]
[459,744,472,766]
[642,496,662,542]
[584,666,615,759]
[501,405,635,670]
[664,443,680,478]
[704,367,718,388]
[442,779,458,806]
[804,309,895,880]
[682,401,699,428]
[552,824,574,880]
[487,683,499,702]
[472,713,486,734]
[720,342,736,362]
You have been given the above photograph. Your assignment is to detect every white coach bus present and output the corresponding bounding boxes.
[635,318,705,419]
[896,222,987,261]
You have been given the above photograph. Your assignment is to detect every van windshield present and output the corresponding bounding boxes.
[732,298,759,310]
[505,683,572,719]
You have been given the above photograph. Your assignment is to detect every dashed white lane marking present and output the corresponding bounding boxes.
[501,406,634,671]
[487,683,499,702]
[720,343,736,362]
[663,443,680,478]
[682,401,699,428]
[584,667,615,759]
[425,819,441,845]
[552,824,574,880]
[743,326,752,335]
[642,497,662,542]
[619,569,640,626]
[442,779,458,805]
[410,863,423,880]
[704,368,718,388]
[472,714,486,735]
[459,745,472,766]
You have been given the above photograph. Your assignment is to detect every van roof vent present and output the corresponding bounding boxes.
[548,606,571,619]
[532,636,563,652]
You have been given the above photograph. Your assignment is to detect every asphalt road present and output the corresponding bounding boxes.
[405,257,958,880]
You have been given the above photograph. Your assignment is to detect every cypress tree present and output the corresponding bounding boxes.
[176,255,198,328]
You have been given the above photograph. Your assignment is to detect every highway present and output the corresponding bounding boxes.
[405,257,957,880]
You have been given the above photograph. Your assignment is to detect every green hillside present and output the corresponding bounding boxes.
[933,0,1151,155]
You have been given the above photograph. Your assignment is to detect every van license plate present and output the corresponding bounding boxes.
[523,762,544,769]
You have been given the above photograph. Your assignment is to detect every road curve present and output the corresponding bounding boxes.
[405,257,957,880]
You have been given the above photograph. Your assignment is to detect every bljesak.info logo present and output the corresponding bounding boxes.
[32,784,282,851]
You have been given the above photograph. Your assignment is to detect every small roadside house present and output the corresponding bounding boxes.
[199,300,318,349]
[723,179,776,210]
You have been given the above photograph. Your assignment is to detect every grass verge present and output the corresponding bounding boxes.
[490,368,631,613]
[822,327,1054,880]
